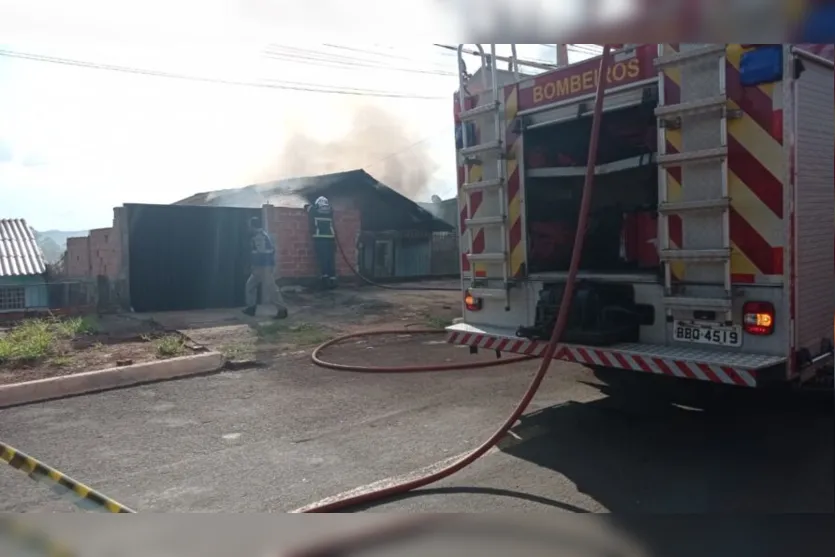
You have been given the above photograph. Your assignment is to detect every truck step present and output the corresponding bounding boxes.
[659,198,730,214]
[459,141,502,158]
[660,248,731,262]
[655,95,728,118]
[657,147,727,166]
[466,252,507,263]
[664,296,733,311]
[654,45,726,68]
[462,178,504,192]
[465,216,506,227]
[459,102,501,121]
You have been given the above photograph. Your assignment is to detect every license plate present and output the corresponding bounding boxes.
[673,321,742,348]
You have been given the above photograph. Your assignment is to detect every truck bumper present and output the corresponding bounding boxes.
[446,323,788,388]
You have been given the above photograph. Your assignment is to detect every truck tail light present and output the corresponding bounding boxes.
[743,301,775,335]
[464,290,482,311]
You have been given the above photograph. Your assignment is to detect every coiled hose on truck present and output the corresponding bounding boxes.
[295,46,614,516]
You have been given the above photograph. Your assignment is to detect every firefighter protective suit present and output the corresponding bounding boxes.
[243,217,288,318]
[308,196,337,287]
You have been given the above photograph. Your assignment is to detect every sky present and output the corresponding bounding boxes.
[0,0,601,231]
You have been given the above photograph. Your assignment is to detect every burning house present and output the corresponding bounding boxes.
[176,169,458,283]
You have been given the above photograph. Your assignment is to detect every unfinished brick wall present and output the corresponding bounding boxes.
[264,202,361,280]
[88,227,122,278]
[65,236,91,277]
[64,210,123,279]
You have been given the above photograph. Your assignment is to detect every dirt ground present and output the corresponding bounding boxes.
[141,280,462,362]
[0,315,201,386]
[0,281,460,385]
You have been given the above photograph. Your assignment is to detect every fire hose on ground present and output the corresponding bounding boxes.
[296,46,615,514]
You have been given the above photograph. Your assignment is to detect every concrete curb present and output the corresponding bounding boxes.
[0,352,225,409]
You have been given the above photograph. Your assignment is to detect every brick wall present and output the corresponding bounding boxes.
[89,226,121,279]
[65,210,123,279]
[264,201,361,280]
[65,236,91,277]
[64,201,360,283]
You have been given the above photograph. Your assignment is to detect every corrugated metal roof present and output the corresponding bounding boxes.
[0,218,47,277]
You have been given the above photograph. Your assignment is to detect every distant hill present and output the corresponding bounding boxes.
[37,229,89,247]
[33,229,88,264]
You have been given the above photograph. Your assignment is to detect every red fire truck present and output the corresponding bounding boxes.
[446,44,834,390]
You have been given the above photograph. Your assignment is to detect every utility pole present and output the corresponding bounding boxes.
[555,44,570,67]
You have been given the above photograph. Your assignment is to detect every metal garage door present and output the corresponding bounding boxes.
[125,203,260,312]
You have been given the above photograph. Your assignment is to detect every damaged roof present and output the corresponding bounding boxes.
[0,218,47,277]
[175,169,454,233]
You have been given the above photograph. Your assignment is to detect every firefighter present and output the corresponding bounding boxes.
[307,196,337,288]
[243,216,288,318]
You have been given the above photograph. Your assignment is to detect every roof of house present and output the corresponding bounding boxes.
[0,218,47,277]
[174,170,380,208]
[417,198,459,229]
[174,169,454,233]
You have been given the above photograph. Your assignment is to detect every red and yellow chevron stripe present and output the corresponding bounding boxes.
[505,84,524,278]
[661,43,784,284]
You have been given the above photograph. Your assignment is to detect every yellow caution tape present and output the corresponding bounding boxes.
[0,441,135,514]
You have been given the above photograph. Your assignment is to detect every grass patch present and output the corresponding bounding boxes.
[0,316,101,366]
[220,342,256,361]
[154,335,188,358]
[52,316,99,338]
[49,355,74,367]
[423,315,453,330]
[0,320,55,363]
[255,321,333,346]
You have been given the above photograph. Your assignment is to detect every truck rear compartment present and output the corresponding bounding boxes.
[524,103,659,276]
[519,102,661,346]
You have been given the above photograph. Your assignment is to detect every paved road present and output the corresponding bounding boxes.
[1,333,832,517]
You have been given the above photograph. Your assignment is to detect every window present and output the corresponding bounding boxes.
[0,286,26,310]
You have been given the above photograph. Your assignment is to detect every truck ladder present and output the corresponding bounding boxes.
[457,44,516,309]
[655,44,740,324]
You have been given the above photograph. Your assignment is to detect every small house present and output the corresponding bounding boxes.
[0,218,48,313]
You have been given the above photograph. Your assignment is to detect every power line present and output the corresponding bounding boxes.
[262,45,457,77]
[0,48,448,100]
[528,43,604,58]
[319,44,455,71]
[433,44,558,71]
[293,44,456,73]
[569,48,601,56]
[569,44,603,55]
